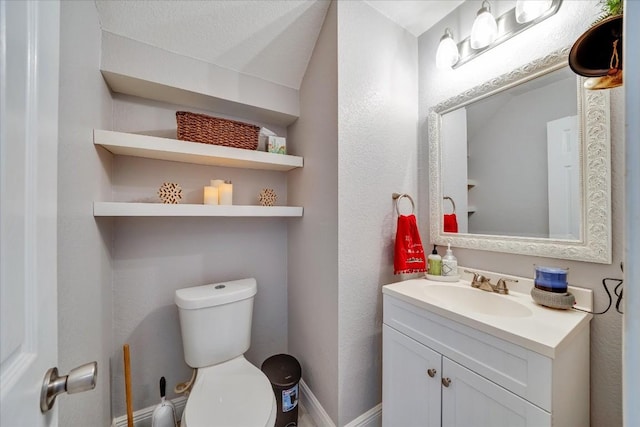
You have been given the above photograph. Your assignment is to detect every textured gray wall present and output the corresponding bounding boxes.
[58,1,114,425]
[287,1,340,423]
[288,4,419,425]
[418,1,623,425]
[337,2,419,425]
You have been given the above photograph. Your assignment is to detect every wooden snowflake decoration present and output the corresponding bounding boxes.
[258,188,277,206]
[158,182,183,204]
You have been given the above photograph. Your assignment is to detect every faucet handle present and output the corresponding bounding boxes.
[463,269,480,282]
[464,270,490,289]
[463,269,480,287]
[495,277,518,295]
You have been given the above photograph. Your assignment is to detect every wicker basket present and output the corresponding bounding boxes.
[176,111,259,150]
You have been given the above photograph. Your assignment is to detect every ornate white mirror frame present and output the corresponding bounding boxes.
[428,47,611,264]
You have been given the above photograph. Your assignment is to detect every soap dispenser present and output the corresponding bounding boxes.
[428,245,442,276]
[442,243,458,277]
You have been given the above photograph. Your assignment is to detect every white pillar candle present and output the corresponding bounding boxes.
[203,186,219,205]
[210,179,225,188]
[219,181,233,205]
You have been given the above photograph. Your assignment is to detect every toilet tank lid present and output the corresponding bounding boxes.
[175,278,257,310]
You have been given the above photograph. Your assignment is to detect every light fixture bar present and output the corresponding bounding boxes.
[453,0,562,68]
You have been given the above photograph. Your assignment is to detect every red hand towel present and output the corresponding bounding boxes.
[394,214,427,274]
[443,213,458,233]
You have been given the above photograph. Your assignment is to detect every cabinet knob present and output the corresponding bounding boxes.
[441,377,451,387]
[427,369,437,378]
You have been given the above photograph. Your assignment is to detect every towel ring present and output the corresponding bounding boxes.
[392,193,415,215]
[443,196,456,214]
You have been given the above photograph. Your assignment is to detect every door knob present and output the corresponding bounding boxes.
[40,362,97,413]
[441,377,451,387]
[427,369,437,378]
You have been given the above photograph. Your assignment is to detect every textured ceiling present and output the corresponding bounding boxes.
[94,0,459,90]
[95,0,331,89]
[364,0,464,37]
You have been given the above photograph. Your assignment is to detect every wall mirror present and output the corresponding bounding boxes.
[428,48,611,263]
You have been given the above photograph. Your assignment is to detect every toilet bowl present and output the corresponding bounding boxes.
[181,356,276,427]
[175,278,276,427]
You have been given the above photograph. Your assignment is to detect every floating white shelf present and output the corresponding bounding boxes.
[94,129,303,171]
[94,202,303,217]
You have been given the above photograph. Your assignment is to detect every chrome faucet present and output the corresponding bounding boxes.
[464,270,518,295]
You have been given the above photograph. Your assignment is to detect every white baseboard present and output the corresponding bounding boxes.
[112,380,381,427]
[344,403,382,427]
[299,379,382,427]
[111,396,187,427]
[299,379,336,427]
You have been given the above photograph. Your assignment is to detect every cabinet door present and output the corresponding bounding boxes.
[383,325,441,427]
[441,358,550,427]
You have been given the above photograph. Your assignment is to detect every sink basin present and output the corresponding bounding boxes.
[421,285,533,318]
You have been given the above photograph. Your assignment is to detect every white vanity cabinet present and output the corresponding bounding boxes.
[382,285,591,427]
[383,326,548,427]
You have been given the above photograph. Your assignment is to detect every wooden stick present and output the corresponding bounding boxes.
[123,344,134,427]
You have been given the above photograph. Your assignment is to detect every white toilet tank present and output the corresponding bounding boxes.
[175,278,257,368]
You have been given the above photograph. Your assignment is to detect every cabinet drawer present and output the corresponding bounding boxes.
[384,295,552,411]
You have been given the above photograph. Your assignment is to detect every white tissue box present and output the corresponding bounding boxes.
[267,136,287,154]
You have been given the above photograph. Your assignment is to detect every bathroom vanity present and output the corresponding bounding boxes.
[382,271,592,427]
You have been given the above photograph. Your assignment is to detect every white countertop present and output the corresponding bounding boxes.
[382,274,592,358]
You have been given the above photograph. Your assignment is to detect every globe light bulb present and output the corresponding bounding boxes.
[436,28,460,70]
[515,0,553,24]
[470,1,498,49]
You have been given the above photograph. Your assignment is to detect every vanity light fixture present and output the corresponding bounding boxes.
[515,0,553,23]
[470,1,498,49]
[436,28,460,70]
[440,0,562,69]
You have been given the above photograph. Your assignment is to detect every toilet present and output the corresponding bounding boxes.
[175,278,277,427]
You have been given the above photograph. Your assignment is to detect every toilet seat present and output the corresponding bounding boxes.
[182,356,276,427]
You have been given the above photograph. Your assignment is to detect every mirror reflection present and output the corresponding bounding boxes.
[428,49,611,263]
[441,67,579,239]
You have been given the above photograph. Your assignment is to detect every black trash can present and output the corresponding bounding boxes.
[261,354,302,427]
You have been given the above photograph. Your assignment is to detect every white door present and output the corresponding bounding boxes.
[1,1,60,425]
[547,115,580,239]
[441,358,550,427]
[382,325,442,427]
